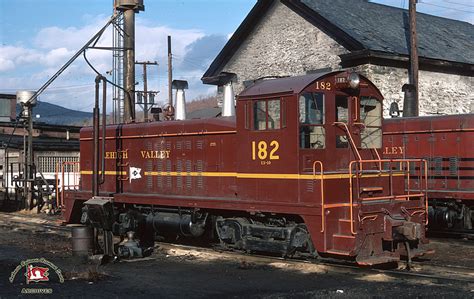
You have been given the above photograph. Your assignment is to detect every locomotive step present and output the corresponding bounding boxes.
[331,234,356,250]
[332,233,355,239]
[325,249,352,256]
[338,218,354,234]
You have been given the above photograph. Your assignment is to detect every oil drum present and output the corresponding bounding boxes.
[71,225,94,256]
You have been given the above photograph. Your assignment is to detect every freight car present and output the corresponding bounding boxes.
[64,71,430,265]
[383,114,474,231]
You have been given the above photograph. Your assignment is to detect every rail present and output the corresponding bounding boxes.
[348,158,428,235]
[56,161,80,208]
[312,161,325,232]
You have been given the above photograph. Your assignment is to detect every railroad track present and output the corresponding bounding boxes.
[1,212,473,284]
[155,241,474,284]
[428,230,474,241]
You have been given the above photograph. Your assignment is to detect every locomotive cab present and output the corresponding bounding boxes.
[236,71,429,264]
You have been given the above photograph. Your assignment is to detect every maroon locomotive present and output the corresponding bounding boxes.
[384,114,474,231]
[64,71,430,265]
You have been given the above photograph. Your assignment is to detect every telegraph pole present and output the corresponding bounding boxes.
[167,36,173,106]
[408,0,419,116]
[136,61,158,121]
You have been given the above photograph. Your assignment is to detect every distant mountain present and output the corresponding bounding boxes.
[16,101,93,126]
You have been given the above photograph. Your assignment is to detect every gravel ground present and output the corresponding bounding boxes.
[0,211,473,298]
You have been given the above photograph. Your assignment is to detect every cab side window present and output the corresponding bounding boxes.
[299,92,325,149]
[253,98,282,130]
[360,96,382,148]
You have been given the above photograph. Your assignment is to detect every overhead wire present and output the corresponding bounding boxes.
[418,1,474,13]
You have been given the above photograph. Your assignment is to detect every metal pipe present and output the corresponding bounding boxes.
[92,77,100,197]
[167,36,172,107]
[26,107,33,209]
[123,9,136,123]
[101,76,107,185]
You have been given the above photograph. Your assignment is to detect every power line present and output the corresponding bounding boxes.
[442,0,474,9]
[419,1,474,13]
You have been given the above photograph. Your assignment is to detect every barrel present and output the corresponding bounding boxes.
[71,226,94,256]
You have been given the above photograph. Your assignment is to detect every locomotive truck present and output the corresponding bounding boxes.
[64,71,430,265]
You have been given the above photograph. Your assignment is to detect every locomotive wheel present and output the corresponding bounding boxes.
[287,224,317,258]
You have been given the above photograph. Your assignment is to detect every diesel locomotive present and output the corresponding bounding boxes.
[64,71,430,265]
[384,114,474,231]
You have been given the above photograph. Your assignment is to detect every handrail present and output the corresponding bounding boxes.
[351,96,359,122]
[312,161,325,232]
[348,158,428,235]
[60,161,80,208]
[372,148,382,170]
[333,122,362,161]
[55,162,60,208]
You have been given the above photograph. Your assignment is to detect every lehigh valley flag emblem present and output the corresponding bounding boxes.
[26,265,49,283]
[130,167,142,181]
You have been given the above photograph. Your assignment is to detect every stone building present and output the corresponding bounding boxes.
[202,0,474,117]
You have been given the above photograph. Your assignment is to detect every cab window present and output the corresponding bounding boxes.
[336,96,348,123]
[335,96,349,148]
[360,97,382,148]
[253,98,281,130]
[299,92,325,149]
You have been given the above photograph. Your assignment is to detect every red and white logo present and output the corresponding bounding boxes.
[26,265,49,283]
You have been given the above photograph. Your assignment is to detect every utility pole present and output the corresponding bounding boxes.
[167,36,173,107]
[405,0,419,117]
[136,61,158,121]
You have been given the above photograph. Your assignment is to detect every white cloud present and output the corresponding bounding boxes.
[0,57,15,72]
[0,15,225,111]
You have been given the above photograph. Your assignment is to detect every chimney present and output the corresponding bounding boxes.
[172,80,188,121]
[402,84,417,117]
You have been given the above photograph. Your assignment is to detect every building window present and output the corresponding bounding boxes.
[253,98,281,130]
[299,92,325,149]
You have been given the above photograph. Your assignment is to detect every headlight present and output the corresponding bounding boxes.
[348,73,360,89]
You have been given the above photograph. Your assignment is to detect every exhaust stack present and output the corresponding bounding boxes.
[172,80,188,121]
[222,82,235,117]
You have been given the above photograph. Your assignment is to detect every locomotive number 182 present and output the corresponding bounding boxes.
[251,140,280,161]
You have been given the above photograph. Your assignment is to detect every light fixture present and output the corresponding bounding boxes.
[348,73,360,89]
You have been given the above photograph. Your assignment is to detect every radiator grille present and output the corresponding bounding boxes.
[177,159,183,189]
[197,160,204,189]
[186,160,192,189]
[449,157,459,176]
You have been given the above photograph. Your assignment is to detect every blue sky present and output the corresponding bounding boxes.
[0,0,473,112]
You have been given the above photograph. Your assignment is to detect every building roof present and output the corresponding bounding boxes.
[187,107,222,119]
[203,0,474,83]
[0,134,79,151]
